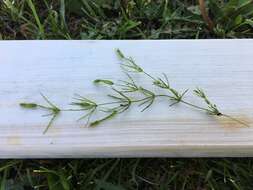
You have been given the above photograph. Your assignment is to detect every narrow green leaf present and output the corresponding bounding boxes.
[94,79,114,85]
[116,49,125,59]
[20,103,38,109]
[0,169,8,190]
[43,113,59,134]
[90,111,117,127]
[26,0,45,39]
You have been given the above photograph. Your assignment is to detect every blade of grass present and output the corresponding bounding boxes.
[26,0,45,39]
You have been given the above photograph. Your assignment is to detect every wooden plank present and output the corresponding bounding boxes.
[0,39,253,158]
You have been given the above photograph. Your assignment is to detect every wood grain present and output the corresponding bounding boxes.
[0,39,253,158]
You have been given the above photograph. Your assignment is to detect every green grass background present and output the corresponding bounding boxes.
[1,0,253,189]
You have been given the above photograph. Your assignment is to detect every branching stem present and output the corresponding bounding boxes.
[20,49,250,133]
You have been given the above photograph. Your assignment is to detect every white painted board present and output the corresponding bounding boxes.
[0,39,253,158]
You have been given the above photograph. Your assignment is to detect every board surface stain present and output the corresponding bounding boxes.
[7,136,21,145]
[216,114,252,131]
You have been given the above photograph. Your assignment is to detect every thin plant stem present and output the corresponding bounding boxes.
[20,49,250,133]
[221,114,250,127]
[143,71,156,81]
[180,100,210,112]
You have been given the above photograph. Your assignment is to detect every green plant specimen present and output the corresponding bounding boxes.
[20,50,249,133]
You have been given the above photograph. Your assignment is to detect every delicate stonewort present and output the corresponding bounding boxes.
[20,49,249,134]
